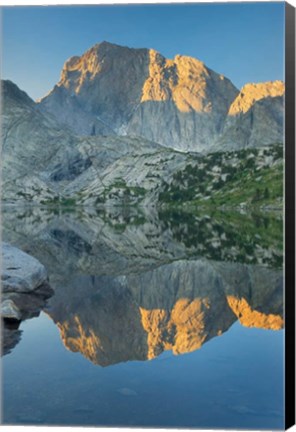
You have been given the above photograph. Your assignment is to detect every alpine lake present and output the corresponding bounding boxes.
[1,205,284,429]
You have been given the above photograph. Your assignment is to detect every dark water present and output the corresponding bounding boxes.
[1,206,284,429]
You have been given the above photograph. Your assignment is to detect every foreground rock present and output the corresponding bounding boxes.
[2,242,48,293]
[1,243,54,355]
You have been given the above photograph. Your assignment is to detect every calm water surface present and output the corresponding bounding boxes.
[1,206,284,429]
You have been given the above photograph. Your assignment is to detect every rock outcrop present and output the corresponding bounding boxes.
[1,243,54,355]
[2,243,48,294]
[1,80,73,203]
[1,300,22,321]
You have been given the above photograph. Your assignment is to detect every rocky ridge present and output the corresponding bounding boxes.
[228,81,284,115]
[2,79,188,206]
[217,81,284,150]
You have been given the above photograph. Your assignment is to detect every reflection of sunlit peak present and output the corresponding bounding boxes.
[42,250,283,368]
[57,316,102,361]
[226,296,284,330]
[139,297,215,359]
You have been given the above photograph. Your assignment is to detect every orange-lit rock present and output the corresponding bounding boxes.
[47,259,283,366]
[227,295,283,330]
[217,80,284,150]
[228,81,285,116]
[38,41,239,152]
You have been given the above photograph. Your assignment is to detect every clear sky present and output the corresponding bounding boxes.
[2,2,285,101]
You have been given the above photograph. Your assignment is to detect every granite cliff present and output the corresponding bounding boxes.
[217,81,284,150]
[38,41,284,152]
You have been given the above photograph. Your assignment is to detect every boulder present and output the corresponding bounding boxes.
[1,243,53,356]
[2,242,48,293]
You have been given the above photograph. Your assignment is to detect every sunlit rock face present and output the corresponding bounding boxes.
[38,41,284,152]
[53,277,149,366]
[228,81,284,116]
[39,42,150,137]
[47,259,283,367]
[217,81,284,150]
[38,41,239,152]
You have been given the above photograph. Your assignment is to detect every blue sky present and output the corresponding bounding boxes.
[2,2,285,100]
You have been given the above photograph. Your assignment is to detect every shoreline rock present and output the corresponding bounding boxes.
[2,242,48,294]
[1,243,54,354]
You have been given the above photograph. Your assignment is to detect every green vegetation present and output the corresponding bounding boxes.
[158,144,283,209]
[158,208,283,268]
[95,179,147,205]
[16,191,33,199]
[40,196,77,207]
[97,207,147,233]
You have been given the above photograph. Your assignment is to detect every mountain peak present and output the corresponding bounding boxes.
[85,40,149,58]
[229,80,285,115]
[95,40,132,49]
[2,79,35,107]
[37,41,283,152]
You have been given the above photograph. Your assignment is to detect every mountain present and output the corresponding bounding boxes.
[46,258,282,366]
[1,79,283,209]
[2,79,74,203]
[1,79,190,206]
[1,47,284,208]
[217,81,284,150]
[37,41,239,152]
[38,41,284,152]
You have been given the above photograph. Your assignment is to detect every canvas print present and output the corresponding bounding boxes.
[0,1,292,430]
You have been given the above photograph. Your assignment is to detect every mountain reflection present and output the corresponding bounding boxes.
[2,206,283,363]
[47,259,283,366]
